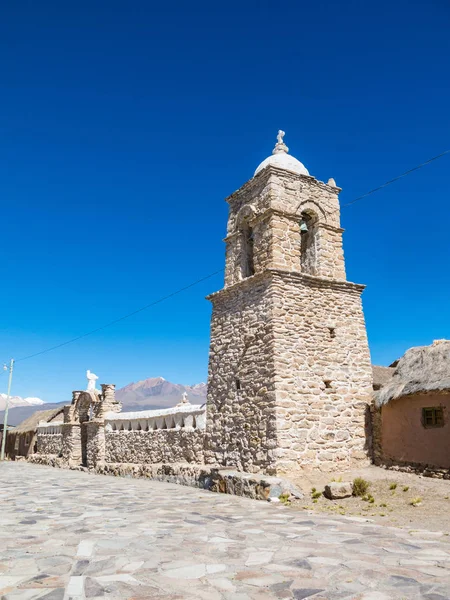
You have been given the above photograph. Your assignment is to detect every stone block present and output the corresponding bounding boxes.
[323,481,353,500]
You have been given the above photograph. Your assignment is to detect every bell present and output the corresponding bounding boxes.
[300,220,308,233]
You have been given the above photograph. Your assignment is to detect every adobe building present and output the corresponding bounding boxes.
[373,339,450,471]
[205,131,373,475]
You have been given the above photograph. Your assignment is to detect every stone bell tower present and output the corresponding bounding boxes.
[205,131,373,475]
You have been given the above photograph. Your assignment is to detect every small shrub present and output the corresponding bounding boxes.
[279,493,291,505]
[389,483,397,491]
[402,486,409,492]
[353,477,369,497]
[379,513,386,517]
[313,499,318,504]
[410,497,422,507]
[368,496,375,504]
[311,490,322,500]
[380,502,387,508]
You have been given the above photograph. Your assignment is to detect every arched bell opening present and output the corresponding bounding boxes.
[300,210,319,275]
[241,222,255,279]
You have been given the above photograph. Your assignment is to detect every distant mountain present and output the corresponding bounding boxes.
[0,377,207,427]
[0,393,44,411]
[116,377,207,410]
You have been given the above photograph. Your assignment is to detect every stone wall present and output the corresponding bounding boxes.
[35,400,207,470]
[205,274,278,474]
[104,404,206,465]
[36,422,63,456]
[270,271,372,474]
[105,430,205,464]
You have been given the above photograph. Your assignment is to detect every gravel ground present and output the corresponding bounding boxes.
[291,465,450,533]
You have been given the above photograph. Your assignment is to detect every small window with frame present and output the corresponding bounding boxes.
[422,406,444,428]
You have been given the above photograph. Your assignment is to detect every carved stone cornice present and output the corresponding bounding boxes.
[207,268,365,301]
[225,165,341,205]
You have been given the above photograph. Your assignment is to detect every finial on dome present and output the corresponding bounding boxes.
[273,130,289,155]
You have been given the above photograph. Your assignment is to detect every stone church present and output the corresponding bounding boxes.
[205,131,373,475]
[26,132,385,486]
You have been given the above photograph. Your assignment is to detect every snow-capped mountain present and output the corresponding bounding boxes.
[0,393,45,411]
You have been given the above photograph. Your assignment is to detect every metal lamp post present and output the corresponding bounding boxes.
[1,359,15,461]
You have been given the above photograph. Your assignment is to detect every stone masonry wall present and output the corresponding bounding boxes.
[105,430,205,464]
[36,432,63,456]
[271,271,373,474]
[205,275,279,474]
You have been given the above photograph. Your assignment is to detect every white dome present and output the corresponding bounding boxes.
[254,130,309,177]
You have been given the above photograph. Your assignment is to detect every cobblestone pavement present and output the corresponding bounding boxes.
[1,463,450,600]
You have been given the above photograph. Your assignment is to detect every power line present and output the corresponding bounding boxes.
[8,148,450,365]
[341,150,450,209]
[298,149,450,220]
[15,268,224,363]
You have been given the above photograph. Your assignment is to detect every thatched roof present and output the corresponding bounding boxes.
[13,407,65,434]
[372,365,395,390]
[375,340,450,407]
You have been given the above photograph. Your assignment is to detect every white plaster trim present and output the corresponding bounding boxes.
[104,404,205,421]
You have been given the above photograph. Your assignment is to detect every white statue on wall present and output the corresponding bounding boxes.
[178,391,189,405]
[86,370,99,392]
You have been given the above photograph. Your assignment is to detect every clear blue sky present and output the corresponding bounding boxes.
[1,0,449,403]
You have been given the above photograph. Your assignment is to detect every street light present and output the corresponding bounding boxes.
[1,359,15,461]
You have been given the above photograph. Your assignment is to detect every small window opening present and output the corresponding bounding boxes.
[422,407,444,428]
[241,225,255,279]
[300,212,318,275]
[235,378,241,390]
[192,415,197,429]
[324,379,332,389]
[328,327,336,339]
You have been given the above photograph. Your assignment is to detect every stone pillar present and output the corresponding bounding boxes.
[85,421,105,469]
[101,384,121,414]
[61,424,82,466]
[64,391,82,424]
[60,391,83,466]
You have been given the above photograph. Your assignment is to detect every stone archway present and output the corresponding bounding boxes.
[61,384,120,468]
